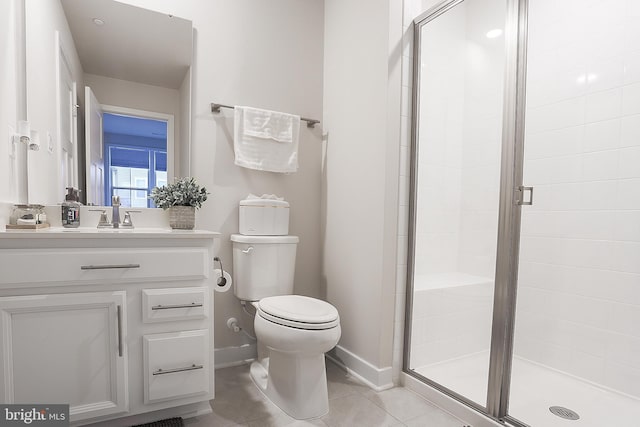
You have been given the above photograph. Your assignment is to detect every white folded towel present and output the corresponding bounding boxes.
[233,106,300,173]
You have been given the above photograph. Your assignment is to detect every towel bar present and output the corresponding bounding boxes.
[211,103,320,128]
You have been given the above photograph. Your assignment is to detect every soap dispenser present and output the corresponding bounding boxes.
[61,187,81,228]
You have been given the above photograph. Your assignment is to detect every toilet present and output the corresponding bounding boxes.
[230,233,341,419]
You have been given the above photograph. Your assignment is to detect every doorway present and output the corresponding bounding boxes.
[82,87,174,207]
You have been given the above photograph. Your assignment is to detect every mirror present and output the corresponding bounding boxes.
[25,0,192,207]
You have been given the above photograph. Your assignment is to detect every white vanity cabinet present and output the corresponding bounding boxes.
[0,291,128,422]
[0,229,218,426]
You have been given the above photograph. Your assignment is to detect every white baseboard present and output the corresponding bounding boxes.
[402,373,502,427]
[214,343,257,369]
[327,345,394,392]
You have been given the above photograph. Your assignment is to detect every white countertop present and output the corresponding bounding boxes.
[0,227,220,239]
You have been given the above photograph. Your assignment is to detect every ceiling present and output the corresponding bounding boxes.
[61,0,192,89]
[103,113,167,139]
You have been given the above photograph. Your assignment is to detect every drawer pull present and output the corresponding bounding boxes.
[151,303,203,310]
[153,364,203,376]
[81,263,141,270]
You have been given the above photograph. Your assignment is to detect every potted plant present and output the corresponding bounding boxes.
[150,177,209,230]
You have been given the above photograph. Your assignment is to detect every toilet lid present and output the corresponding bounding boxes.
[257,295,340,330]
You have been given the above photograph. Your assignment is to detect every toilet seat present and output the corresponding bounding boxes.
[257,295,340,330]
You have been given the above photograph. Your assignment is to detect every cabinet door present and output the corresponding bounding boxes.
[0,291,128,422]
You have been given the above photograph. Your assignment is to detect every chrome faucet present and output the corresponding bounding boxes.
[121,210,141,228]
[111,195,121,228]
[90,196,132,229]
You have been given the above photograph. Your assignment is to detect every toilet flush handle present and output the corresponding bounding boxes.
[242,246,254,254]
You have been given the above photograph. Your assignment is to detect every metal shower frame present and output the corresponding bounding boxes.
[403,0,530,425]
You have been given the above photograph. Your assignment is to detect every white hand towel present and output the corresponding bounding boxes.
[234,106,300,173]
[242,107,295,142]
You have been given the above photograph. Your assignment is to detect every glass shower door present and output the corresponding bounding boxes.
[406,0,507,409]
[508,0,640,425]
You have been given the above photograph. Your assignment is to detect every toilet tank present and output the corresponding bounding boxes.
[230,234,299,301]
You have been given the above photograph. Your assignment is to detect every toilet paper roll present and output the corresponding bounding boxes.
[213,269,232,293]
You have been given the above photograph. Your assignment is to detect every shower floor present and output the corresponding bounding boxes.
[413,351,640,426]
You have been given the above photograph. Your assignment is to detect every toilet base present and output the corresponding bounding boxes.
[250,352,330,420]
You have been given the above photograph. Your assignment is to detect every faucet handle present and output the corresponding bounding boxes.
[89,209,112,228]
[121,210,141,228]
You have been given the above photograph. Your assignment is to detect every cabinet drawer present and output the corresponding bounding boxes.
[142,287,209,323]
[0,248,209,287]
[143,330,210,403]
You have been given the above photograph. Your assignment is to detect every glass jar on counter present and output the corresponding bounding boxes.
[10,204,47,225]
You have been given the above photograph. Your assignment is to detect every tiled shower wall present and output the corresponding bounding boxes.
[413,4,464,277]
[514,0,640,398]
[457,0,504,279]
[408,0,504,368]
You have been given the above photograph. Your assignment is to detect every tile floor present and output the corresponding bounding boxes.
[185,359,468,427]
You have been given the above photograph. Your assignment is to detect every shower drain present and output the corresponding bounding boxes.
[549,406,580,420]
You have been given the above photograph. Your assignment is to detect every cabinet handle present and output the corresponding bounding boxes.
[81,263,140,270]
[152,364,203,376]
[117,305,123,358]
[151,303,203,310]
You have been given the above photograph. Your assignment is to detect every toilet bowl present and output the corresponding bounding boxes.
[230,234,341,419]
[250,295,340,419]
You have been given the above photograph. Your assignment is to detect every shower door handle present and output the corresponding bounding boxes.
[517,186,534,206]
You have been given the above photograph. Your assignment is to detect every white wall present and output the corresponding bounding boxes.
[514,0,640,398]
[323,0,402,377]
[0,0,27,214]
[118,0,325,356]
[25,0,84,205]
[84,73,182,178]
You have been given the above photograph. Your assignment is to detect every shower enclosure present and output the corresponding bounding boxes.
[404,0,640,426]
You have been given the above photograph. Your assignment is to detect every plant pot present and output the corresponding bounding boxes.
[168,206,196,230]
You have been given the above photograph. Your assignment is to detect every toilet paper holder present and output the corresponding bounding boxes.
[214,257,227,288]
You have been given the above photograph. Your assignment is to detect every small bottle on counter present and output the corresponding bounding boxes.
[61,187,81,228]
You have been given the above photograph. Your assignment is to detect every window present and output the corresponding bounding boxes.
[106,146,167,208]
[103,113,168,208]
